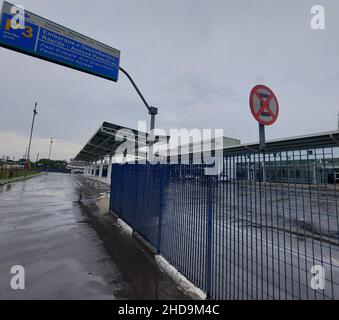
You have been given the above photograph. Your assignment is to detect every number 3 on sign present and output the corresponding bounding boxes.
[4,18,33,38]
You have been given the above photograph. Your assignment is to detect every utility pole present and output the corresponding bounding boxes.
[47,138,53,173]
[27,102,38,161]
[36,153,39,163]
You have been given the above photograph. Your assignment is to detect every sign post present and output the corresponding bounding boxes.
[259,123,266,152]
[250,84,279,183]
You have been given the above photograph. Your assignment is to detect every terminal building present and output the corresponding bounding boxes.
[73,122,339,185]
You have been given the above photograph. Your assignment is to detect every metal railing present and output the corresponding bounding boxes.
[0,167,38,181]
[109,144,339,300]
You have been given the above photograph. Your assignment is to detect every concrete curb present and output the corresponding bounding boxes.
[109,209,207,300]
[116,217,133,236]
[132,231,158,257]
[155,255,207,300]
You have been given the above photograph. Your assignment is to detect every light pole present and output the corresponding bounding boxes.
[47,138,53,173]
[118,67,158,162]
[119,67,158,132]
[26,102,38,162]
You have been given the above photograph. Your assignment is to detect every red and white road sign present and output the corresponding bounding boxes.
[249,85,279,126]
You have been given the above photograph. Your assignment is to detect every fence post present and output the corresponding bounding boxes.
[157,165,166,254]
[118,164,125,214]
[133,164,139,227]
[206,175,213,298]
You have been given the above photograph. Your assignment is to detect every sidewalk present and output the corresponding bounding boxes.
[73,175,190,300]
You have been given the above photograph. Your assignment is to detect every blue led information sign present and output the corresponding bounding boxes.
[0,2,120,82]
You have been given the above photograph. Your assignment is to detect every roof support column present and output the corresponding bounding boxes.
[99,159,104,178]
[107,155,112,185]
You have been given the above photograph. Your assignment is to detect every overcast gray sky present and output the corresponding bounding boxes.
[0,0,338,160]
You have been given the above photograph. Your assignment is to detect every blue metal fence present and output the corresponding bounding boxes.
[109,146,339,300]
[110,164,164,248]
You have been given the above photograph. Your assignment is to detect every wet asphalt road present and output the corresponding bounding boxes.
[0,173,188,300]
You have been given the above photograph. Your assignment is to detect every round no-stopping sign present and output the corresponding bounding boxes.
[249,85,279,126]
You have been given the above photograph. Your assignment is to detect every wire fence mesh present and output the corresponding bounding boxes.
[109,145,339,300]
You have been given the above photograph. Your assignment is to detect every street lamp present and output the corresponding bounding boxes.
[118,67,158,162]
[47,138,53,173]
[26,102,38,162]
[118,67,158,132]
